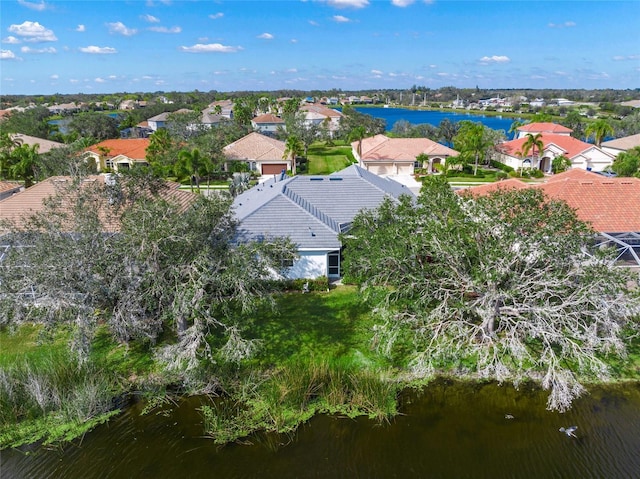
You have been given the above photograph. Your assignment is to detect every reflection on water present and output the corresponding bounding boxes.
[3,380,640,478]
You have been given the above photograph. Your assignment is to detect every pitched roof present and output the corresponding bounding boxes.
[10,133,65,154]
[232,165,414,249]
[0,175,197,234]
[499,134,594,159]
[0,181,23,195]
[252,113,284,124]
[462,169,640,233]
[517,122,573,135]
[601,133,640,152]
[85,138,150,160]
[459,178,530,197]
[299,104,343,118]
[356,134,459,161]
[223,132,286,161]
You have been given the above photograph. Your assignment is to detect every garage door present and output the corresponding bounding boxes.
[367,163,393,175]
[396,163,413,175]
[262,163,288,175]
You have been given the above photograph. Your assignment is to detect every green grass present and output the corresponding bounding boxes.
[0,324,69,368]
[306,142,355,175]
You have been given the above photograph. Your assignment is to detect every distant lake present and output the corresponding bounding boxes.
[349,107,519,137]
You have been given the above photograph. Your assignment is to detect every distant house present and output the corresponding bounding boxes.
[462,169,640,267]
[352,134,459,176]
[223,132,290,175]
[206,100,234,119]
[9,133,64,154]
[251,113,285,136]
[232,165,415,279]
[299,104,343,137]
[601,133,640,158]
[84,139,150,172]
[147,109,193,131]
[498,122,614,172]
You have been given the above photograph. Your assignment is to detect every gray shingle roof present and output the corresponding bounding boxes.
[232,165,414,249]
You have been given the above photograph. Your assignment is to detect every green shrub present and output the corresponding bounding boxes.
[490,160,515,173]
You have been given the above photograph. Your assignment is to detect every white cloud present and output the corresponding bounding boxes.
[107,22,137,36]
[20,46,56,54]
[309,20,320,26]
[141,14,160,23]
[287,68,298,73]
[548,21,576,28]
[8,21,57,42]
[95,77,106,83]
[76,25,86,32]
[50,74,58,79]
[290,38,298,43]
[333,15,351,22]
[479,55,511,64]
[392,0,414,7]
[2,36,21,44]
[1,49,19,60]
[149,26,182,33]
[209,13,224,20]
[371,69,383,75]
[80,45,117,54]
[18,0,48,11]
[612,54,640,61]
[179,43,242,53]
[324,0,369,9]
[257,33,274,40]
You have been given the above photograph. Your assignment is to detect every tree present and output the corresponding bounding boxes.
[283,135,303,175]
[176,147,210,192]
[68,112,120,141]
[348,126,366,160]
[520,133,545,170]
[7,143,40,187]
[585,119,614,147]
[611,147,640,177]
[1,106,54,139]
[341,177,640,412]
[228,171,251,197]
[551,154,572,174]
[0,173,297,370]
[438,119,459,146]
[453,121,492,176]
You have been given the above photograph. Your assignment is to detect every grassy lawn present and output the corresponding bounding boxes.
[247,285,380,368]
[306,142,355,175]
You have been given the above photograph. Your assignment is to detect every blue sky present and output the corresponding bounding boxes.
[1,0,639,95]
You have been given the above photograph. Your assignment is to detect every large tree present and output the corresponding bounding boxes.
[520,132,545,170]
[341,177,640,411]
[68,112,120,141]
[453,121,492,176]
[0,172,297,372]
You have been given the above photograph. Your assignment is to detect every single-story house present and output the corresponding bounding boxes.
[0,175,197,235]
[223,132,290,175]
[498,122,614,173]
[84,139,150,172]
[463,169,640,267]
[352,134,460,176]
[251,114,285,136]
[147,109,194,131]
[600,133,640,158]
[9,133,65,154]
[232,164,415,279]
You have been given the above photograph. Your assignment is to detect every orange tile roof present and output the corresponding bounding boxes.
[518,122,573,135]
[0,181,23,194]
[356,134,459,161]
[0,175,198,234]
[85,138,150,160]
[252,113,284,123]
[499,134,593,159]
[463,170,640,233]
[459,178,529,197]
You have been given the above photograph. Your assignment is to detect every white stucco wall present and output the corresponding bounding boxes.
[287,250,330,279]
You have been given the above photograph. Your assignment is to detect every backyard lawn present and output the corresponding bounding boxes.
[306,142,355,175]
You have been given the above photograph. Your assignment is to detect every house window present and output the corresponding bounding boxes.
[328,251,340,277]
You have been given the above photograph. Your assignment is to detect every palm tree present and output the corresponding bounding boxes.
[228,172,251,197]
[521,133,545,171]
[508,120,527,140]
[585,119,614,147]
[283,135,303,175]
[453,121,490,176]
[9,143,40,187]
[176,147,205,192]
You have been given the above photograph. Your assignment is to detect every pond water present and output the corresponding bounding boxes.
[350,107,519,137]
[4,380,640,478]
